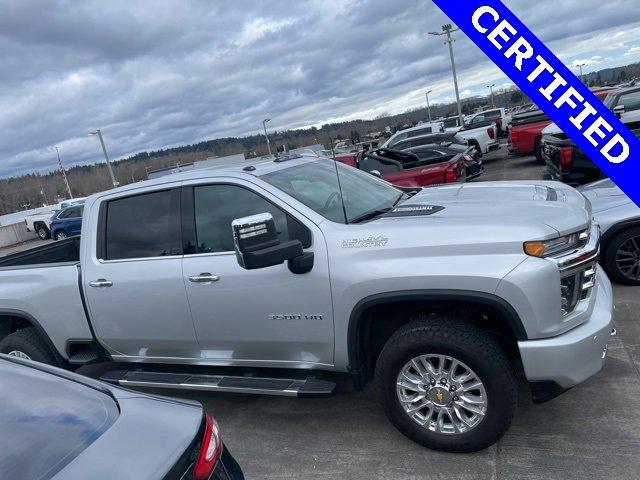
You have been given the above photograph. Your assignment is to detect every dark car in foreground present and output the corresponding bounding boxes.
[0,354,243,480]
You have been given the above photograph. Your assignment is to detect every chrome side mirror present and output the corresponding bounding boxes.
[370,170,382,178]
[614,104,626,118]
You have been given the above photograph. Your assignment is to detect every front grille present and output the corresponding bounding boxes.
[560,263,597,315]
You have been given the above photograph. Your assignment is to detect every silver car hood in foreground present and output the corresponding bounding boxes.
[373,181,591,239]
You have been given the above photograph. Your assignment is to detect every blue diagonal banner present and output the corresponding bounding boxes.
[432,0,640,206]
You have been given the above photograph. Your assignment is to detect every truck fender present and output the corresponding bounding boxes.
[346,289,528,385]
[0,309,66,365]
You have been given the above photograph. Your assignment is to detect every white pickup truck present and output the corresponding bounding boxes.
[24,198,86,239]
[443,116,500,155]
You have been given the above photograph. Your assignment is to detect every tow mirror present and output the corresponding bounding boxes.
[232,213,308,272]
[614,104,626,118]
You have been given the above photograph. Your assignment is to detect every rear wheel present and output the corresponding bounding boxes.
[534,140,545,165]
[54,230,68,240]
[375,317,517,452]
[604,227,640,285]
[0,328,59,365]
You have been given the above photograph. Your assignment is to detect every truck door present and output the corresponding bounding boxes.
[83,187,200,360]
[181,181,335,367]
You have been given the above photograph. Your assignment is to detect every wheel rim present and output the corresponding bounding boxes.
[57,232,67,239]
[396,354,487,435]
[38,228,47,239]
[8,350,31,360]
[615,236,640,281]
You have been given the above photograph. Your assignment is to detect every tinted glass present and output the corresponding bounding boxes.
[262,160,402,223]
[471,114,485,124]
[618,90,640,112]
[105,190,181,260]
[0,359,119,480]
[407,127,432,138]
[485,110,501,120]
[58,206,82,219]
[443,118,459,128]
[194,184,310,253]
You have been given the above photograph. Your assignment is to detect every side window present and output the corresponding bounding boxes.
[104,190,181,260]
[59,207,81,219]
[485,110,501,120]
[617,90,640,113]
[471,114,486,124]
[193,184,311,254]
[407,128,432,138]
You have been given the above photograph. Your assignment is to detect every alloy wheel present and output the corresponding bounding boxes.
[7,350,31,360]
[615,235,640,281]
[396,354,487,435]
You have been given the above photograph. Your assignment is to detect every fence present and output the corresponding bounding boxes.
[0,222,37,249]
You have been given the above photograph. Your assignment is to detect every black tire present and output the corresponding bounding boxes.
[534,139,545,165]
[604,227,640,285]
[0,327,59,365]
[375,317,517,453]
[35,222,51,240]
[54,230,68,241]
[469,141,482,158]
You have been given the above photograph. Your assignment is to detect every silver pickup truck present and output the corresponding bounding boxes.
[0,155,614,453]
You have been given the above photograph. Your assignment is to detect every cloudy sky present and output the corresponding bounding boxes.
[1,0,640,178]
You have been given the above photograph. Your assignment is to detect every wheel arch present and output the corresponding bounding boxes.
[0,309,65,366]
[346,290,527,387]
[600,219,640,255]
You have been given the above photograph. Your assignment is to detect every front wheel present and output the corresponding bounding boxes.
[35,223,50,240]
[54,230,68,241]
[604,227,640,285]
[375,318,517,453]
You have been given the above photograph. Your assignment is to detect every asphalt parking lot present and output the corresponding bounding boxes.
[3,147,640,479]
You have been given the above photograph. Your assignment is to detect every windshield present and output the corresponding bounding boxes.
[261,160,403,223]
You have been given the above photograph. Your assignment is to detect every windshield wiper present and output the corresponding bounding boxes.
[349,193,407,224]
[349,207,394,224]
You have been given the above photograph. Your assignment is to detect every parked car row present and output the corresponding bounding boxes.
[0,155,616,455]
[24,197,86,240]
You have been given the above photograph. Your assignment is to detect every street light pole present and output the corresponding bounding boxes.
[89,129,118,188]
[262,118,272,156]
[425,90,433,122]
[429,24,464,126]
[575,63,586,82]
[487,83,496,108]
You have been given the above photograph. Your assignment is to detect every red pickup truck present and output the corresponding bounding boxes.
[332,147,473,188]
[509,88,615,164]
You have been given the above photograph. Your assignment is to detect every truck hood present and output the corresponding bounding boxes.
[578,179,633,213]
[374,181,591,238]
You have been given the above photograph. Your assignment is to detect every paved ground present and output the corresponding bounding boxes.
[5,147,640,479]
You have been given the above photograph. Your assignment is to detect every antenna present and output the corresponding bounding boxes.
[329,136,348,224]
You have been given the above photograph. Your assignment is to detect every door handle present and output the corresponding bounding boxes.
[188,273,220,284]
[89,279,113,288]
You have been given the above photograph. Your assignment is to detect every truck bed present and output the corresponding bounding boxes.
[0,237,80,268]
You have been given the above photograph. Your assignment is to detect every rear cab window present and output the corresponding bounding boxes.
[101,189,181,260]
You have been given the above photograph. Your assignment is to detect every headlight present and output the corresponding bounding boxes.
[524,232,582,258]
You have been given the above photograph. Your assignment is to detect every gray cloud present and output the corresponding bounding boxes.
[1,0,640,177]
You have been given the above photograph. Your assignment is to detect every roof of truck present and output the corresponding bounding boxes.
[96,154,324,196]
